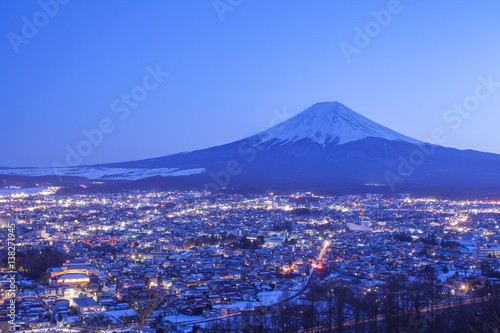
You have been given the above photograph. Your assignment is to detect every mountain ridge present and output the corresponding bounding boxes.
[2,101,500,196]
[253,102,423,147]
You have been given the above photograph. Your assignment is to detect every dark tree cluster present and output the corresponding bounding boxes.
[289,208,311,216]
[420,233,438,245]
[440,239,461,248]
[394,232,412,242]
[183,233,238,250]
[2,247,66,280]
[239,236,265,250]
[273,221,293,232]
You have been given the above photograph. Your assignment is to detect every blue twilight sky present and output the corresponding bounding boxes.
[1,0,500,167]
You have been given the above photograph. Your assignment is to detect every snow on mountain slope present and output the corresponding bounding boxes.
[0,167,205,180]
[256,102,423,146]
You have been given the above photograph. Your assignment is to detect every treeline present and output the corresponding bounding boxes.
[394,233,461,248]
[183,233,238,249]
[183,234,265,250]
[203,271,500,333]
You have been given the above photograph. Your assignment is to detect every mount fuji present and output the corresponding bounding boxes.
[3,102,500,196]
[254,102,422,147]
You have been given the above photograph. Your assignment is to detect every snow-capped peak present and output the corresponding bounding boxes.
[256,101,422,146]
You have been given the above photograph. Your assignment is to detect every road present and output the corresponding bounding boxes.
[270,240,330,306]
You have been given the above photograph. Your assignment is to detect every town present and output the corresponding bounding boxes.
[1,187,500,332]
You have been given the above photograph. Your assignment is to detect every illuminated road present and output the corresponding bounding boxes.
[317,240,330,263]
[275,239,331,305]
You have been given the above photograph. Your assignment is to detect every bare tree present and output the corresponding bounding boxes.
[323,283,336,333]
[324,282,351,332]
[362,291,379,333]
[422,270,442,332]
[272,300,300,333]
[125,288,166,332]
[348,290,362,333]
[381,273,408,332]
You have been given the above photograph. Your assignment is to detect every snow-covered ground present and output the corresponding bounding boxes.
[104,308,137,321]
[0,187,48,195]
[162,313,204,324]
[0,166,205,180]
[257,291,286,306]
[213,300,254,310]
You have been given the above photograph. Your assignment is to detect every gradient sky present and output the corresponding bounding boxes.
[1,0,500,167]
